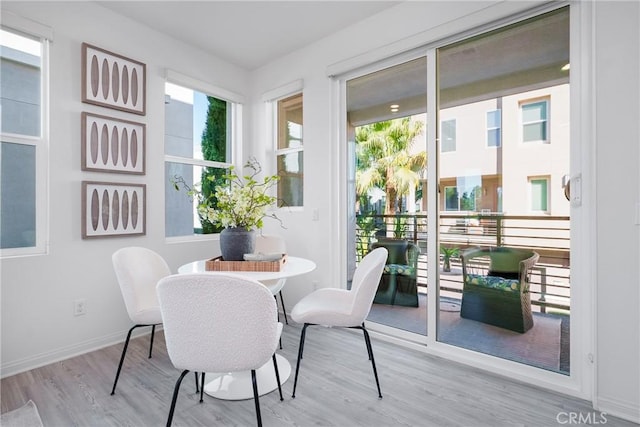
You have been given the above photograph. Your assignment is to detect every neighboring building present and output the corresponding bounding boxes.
[164,88,196,237]
[438,84,570,218]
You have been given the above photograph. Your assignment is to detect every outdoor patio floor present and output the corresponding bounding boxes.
[367,293,570,375]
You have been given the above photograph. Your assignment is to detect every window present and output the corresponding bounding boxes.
[486,109,501,147]
[441,119,456,152]
[276,93,303,207]
[1,27,49,256]
[164,76,241,238]
[444,186,459,211]
[521,100,549,143]
[529,177,549,212]
[444,183,480,212]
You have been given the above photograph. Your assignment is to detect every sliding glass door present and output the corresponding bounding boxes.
[344,6,572,375]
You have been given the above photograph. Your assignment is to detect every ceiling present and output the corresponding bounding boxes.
[97,1,568,124]
[347,7,569,125]
[97,1,400,70]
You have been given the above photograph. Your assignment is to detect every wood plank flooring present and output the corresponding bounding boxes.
[1,322,633,427]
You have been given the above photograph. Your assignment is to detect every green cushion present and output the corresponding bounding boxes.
[384,264,416,276]
[466,274,521,292]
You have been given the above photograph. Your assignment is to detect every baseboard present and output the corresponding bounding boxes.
[594,396,640,424]
[0,327,156,379]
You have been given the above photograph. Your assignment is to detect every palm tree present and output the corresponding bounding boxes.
[355,117,426,215]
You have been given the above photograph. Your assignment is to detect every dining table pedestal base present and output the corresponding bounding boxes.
[203,354,291,400]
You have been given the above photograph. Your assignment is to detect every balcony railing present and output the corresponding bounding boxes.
[355,213,571,313]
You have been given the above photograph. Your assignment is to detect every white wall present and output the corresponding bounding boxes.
[1,0,638,423]
[0,1,249,374]
[593,1,640,421]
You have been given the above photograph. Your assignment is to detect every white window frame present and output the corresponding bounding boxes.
[529,176,550,213]
[1,19,51,258]
[486,109,502,147]
[521,98,549,143]
[262,80,304,211]
[164,70,244,242]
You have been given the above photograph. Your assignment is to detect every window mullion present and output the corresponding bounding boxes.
[275,146,303,156]
[164,155,232,169]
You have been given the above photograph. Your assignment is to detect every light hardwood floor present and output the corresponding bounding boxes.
[1,322,633,427]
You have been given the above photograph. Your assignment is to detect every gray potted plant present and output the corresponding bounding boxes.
[173,158,281,260]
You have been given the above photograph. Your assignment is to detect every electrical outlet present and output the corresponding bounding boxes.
[73,299,87,316]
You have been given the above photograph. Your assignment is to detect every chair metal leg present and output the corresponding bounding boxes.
[360,323,374,361]
[279,292,288,325]
[292,323,381,399]
[149,325,156,358]
[291,323,310,398]
[194,372,199,393]
[111,324,143,395]
[199,372,206,403]
[111,323,160,395]
[251,369,262,427]
[272,354,284,401]
[166,369,189,427]
[359,324,382,398]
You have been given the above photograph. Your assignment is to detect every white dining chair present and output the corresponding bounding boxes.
[157,273,283,427]
[254,234,289,325]
[290,247,388,399]
[110,246,171,395]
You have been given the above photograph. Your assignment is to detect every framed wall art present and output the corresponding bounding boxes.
[81,43,146,115]
[81,112,145,174]
[82,181,146,239]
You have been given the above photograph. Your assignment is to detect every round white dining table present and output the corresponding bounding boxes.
[177,256,316,281]
[177,256,316,401]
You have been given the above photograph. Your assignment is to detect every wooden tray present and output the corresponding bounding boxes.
[205,254,287,272]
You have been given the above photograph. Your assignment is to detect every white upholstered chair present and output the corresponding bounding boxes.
[254,234,289,325]
[290,247,388,399]
[110,246,171,395]
[157,273,284,427]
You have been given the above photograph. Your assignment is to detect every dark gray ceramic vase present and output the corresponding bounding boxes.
[219,227,256,261]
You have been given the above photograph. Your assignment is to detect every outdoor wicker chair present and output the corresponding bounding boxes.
[370,239,420,307]
[460,246,539,333]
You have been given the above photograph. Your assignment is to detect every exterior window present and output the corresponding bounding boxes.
[441,119,456,152]
[276,93,303,207]
[1,28,48,256]
[530,177,549,212]
[445,183,480,212]
[460,185,479,211]
[444,186,459,211]
[164,80,238,237]
[486,109,501,147]
[521,100,548,143]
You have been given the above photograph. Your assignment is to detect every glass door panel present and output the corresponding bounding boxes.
[436,7,571,374]
[346,57,429,335]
